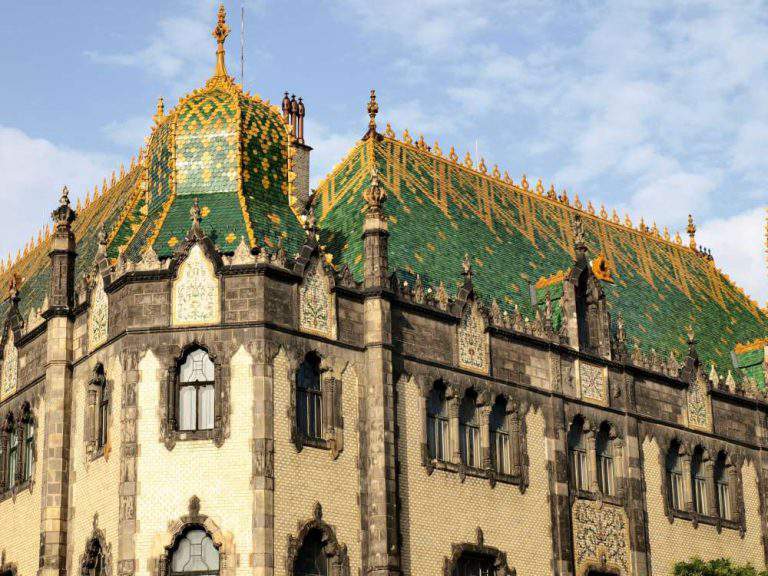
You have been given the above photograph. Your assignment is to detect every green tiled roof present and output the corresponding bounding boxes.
[115,76,304,260]
[735,342,767,388]
[316,137,768,376]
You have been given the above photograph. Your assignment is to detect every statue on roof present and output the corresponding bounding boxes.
[363,165,387,218]
[572,213,586,252]
[212,3,230,78]
[462,253,473,279]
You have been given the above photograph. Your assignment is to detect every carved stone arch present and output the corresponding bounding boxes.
[443,527,515,576]
[170,237,222,328]
[155,496,233,576]
[285,502,350,576]
[160,340,229,450]
[79,513,112,576]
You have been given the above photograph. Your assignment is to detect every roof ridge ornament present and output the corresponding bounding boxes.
[212,3,230,78]
[686,213,697,250]
[363,89,380,140]
[153,96,165,125]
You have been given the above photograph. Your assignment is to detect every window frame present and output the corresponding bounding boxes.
[568,419,590,493]
[427,384,450,463]
[296,353,324,443]
[168,526,221,576]
[459,392,481,469]
[595,423,615,497]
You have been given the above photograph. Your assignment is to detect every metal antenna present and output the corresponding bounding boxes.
[240,4,245,85]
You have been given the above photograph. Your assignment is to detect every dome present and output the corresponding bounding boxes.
[110,5,305,261]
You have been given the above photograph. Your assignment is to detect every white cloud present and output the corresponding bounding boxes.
[697,207,767,305]
[102,116,153,149]
[303,119,360,189]
[0,126,117,259]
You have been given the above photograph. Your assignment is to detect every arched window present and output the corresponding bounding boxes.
[89,364,110,453]
[294,528,328,576]
[427,382,449,461]
[596,423,614,496]
[490,397,510,475]
[178,349,215,432]
[666,441,685,511]
[568,418,589,491]
[170,528,220,576]
[98,383,109,450]
[81,537,106,576]
[7,417,18,489]
[691,446,708,515]
[297,353,323,440]
[459,391,480,469]
[22,409,34,483]
[454,553,494,576]
[714,451,732,520]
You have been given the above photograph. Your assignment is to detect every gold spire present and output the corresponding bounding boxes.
[686,213,697,249]
[212,3,230,78]
[153,97,165,125]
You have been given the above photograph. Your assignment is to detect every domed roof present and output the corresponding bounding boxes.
[109,4,304,261]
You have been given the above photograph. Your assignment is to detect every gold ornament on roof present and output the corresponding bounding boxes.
[686,214,697,249]
[612,209,620,224]
[366,89,379,135]
[153,96,165,125]
[599,205,608,219]
[464,152,473,168]
[212,3,230,78]
[624,214,632,227]
[503,171,512,184]
[521,174,529,190]
[492,164,500,179]
[417,134,427,150]
[402,129,412,145]
[384,123,395,139]
[433,141,443,157]
[535,178,544,195]
[547,184,557,199]
[449,146,458,163]
[587,201,595,215]
[478,158,487,174]
[574,194,582,210]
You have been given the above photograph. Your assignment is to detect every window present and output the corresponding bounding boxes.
[459,392,481,469]
[427,384,449,461]
[178,349,215,432]
[90,364,109,453]
[596,423,615,496]
[490,398,510,475]
[454,554,494,576]
[98,385,109,449]
[714,452,731,520]
[666,442,685,511]
[22,416,34,482]
[170,528,220,576]
[7,421,18,489]
[691,446,708,516]
[294,528,328,576]
[82,537,106,576]
[297,353,323,441]
[568,419,589,492]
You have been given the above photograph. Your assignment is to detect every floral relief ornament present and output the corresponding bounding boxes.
[579,361,607,404]
[172,244,220,326]
[572,499,631,576]
[299,258,336,339]
[458,301,489,374]
[89,274,109,349]
[0,331,18,401]
[686,372,711,431]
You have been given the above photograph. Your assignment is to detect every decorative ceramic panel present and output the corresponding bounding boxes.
[458,302,489,374]
[89,274,109,349]
[299,259,336,339]
[1,332,17,401]
[578,360,608,405]
[572,499,631,576]
[172,244,220,327]
[686,373,712,431]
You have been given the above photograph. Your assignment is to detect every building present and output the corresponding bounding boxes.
[0,5,767,576]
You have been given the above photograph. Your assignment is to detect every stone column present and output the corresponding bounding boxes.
[585,429,598,493]
[544,397,574,576]
[623,417,651,576]
[448,392,461,465]
[478,399,492,471]
[361,169,400,575]
[39,187,77,576]
[118,348,141,576]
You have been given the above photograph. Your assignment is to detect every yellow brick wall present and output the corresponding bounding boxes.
[0,397,45,576]
[272,349,362,576]
[134,346,254,575]
[397,376,552,576]
[643,437,765,573]
[67,352,123,574]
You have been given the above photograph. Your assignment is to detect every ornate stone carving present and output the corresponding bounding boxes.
[442,527,516,576]
[172,244,220,327]
[572,499,631,576]
[89,274,109,350]
[457,301,489,374]
[285,502,350,576]
[0,331,18,402]
[79,513,112,576]
[299,258,336,339]
[686,371,712,432]
[577,360,608,406]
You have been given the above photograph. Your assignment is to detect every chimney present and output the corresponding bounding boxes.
[285,90,312,208]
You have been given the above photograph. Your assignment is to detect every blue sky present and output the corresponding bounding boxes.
[0,0,766,303]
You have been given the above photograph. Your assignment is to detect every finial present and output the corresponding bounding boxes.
[363,165,387,218]
[153,97,165,125]
[365,89,379,139]
[686,214,697,249]
[572,213,586,253]
[303,204,317,236]
[462,253,473,279]
[212,3,230,78]
[52,185,77,229]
